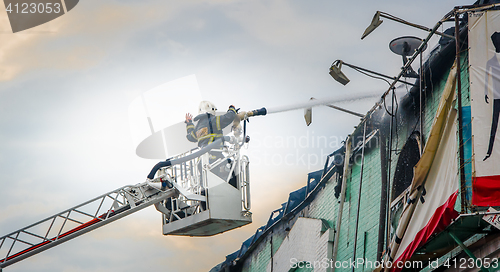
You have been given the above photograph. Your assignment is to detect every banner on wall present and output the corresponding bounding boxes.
[391,110,459,271]
[469,10,500,206]
[386,66,459,271]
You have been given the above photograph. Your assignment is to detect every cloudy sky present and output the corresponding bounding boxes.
[0,1,472,271]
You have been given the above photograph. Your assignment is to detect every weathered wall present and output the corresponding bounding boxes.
[231,46,468,272]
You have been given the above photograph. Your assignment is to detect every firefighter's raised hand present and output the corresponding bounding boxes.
[185,113,193,123]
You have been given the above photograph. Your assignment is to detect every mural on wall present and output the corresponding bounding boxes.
[469,10,500,206]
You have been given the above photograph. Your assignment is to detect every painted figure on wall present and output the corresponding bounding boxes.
[484,31,500,161]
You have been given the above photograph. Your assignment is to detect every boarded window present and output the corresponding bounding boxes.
[391,132,421,201]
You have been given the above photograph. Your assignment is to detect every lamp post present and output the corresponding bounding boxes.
[304,97,364,126]
[359,8,461,264]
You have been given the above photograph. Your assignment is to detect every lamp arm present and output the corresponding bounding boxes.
[342,62,416,87]
[379,12,455,40]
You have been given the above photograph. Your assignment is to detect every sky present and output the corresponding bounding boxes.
[0,1,473,271]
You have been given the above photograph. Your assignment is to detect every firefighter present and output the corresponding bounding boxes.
[146,101,238,188]
[185,101,237,147]
[185,101,238,187]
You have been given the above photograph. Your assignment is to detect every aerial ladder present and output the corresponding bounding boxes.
[0,109,264,271]
[0,96,355,270]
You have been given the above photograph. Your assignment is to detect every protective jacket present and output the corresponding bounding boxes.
[186,108,236,147]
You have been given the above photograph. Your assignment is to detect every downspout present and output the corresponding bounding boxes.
[454,9,468,214]
[420,46,425,148]
[386,87,396,247]
[331,136,352,266]
[270,235,273,272]
[352,121,368,272]
[377,127,388,261]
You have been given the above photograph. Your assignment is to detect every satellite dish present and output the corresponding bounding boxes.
[389,36,427,78]
[389,36,427,56]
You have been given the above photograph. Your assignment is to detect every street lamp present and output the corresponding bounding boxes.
[361,11,455,40]
[304,97,364,126]
[329,60,416,86]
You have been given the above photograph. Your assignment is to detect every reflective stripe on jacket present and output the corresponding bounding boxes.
[186,108,236,147]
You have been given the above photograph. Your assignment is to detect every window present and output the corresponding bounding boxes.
[391,132,421,202]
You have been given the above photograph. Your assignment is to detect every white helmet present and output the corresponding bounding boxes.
[198,101,217,115]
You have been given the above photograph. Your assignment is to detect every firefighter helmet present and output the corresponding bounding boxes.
[198,101,217,115]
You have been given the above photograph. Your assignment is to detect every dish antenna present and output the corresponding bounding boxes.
[389,36,427,78]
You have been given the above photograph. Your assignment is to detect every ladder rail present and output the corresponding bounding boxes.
[0,183,175,269]
[1,183,140,240]
[0,136,251,269]
[241,155,251,211]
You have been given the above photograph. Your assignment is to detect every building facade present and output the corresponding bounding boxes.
[211,1,500,271]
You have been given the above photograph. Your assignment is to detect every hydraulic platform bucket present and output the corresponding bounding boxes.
[156,143,252,236]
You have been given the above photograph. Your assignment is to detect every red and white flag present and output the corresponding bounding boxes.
[386,64,459,271]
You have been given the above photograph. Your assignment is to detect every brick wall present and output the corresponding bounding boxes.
[268,217,332,272]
